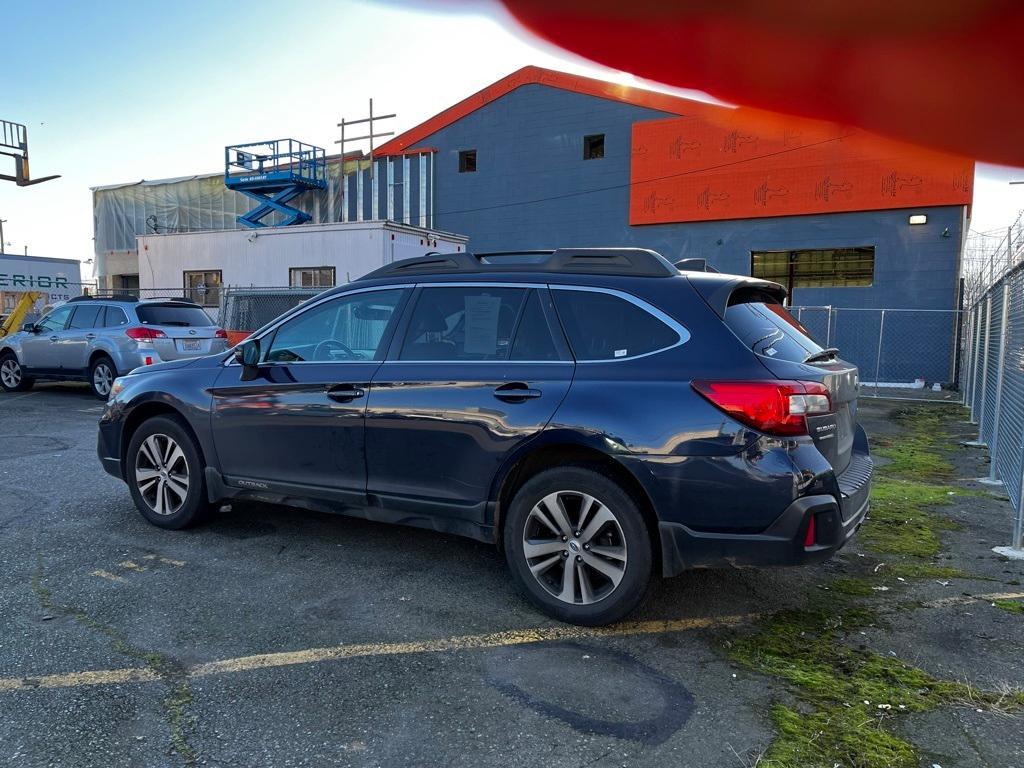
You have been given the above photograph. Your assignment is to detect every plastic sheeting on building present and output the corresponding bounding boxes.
[92,151,434,278]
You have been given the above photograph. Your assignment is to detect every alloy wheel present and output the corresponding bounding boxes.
[522,490,627,605]
[135,434,190,516]
[0,359,21,389]
[93,363,114,397]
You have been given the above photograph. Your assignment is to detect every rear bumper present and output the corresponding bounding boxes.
[659,488,869,576]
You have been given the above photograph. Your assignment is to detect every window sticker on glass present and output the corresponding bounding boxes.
[614,349,628,357]
[463,294,502,355]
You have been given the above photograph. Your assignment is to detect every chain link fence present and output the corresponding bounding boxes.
[961,261,1024,552]
[793,306,963,401]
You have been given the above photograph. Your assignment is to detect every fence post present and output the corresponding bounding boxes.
[978,297,992,439]
[826,307,835,347]
[981,284,1010,484]
[969,303,984,424]
[873,309,886,389]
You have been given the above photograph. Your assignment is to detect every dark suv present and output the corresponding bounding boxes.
[98,249,871,625]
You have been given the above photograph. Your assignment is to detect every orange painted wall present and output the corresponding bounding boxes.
[629,108,973,225]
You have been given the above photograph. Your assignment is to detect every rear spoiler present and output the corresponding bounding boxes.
[684,273,788,319]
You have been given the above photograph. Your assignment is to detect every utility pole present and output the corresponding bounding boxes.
[0,219,5,254]
[335,99,396,221]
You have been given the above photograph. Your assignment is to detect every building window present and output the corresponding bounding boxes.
[583,134,605,160]
[458,150,477,173]
[116,274,140,297]
[183,270,222,307]
[290,267,336,288]
[751,247,875,297]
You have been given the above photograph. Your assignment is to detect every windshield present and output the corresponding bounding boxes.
[136,304,214,327]
[724,301,826,362]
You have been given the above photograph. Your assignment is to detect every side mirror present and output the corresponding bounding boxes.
[233,338,261,368]
[21,323,36,333]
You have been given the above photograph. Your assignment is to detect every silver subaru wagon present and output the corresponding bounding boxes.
[0,296,228,398]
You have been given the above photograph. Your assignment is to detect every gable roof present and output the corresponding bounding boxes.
[374,65,715,157]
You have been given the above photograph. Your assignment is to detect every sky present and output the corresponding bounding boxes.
[2,0,1022,272]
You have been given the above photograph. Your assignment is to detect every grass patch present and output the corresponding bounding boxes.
[829,578,877,596]
[729,608,1024,768]
[994,600,1024,615]
[885,562,973,580]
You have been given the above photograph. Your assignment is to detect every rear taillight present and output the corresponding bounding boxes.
[125,326,167,341]
[215,328,228,339]
[691,380,832,436]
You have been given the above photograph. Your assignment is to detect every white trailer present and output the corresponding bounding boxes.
[136,220,468,301]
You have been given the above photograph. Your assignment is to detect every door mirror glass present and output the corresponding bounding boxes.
[234,338,261,368]
[21,323,36,333]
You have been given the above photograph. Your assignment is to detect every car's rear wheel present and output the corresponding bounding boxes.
[89,355,116,399]
[0,352,34,392]
[126,415,211,529]
[504,466,653,626]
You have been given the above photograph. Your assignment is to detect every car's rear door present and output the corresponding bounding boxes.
[210,287,408,501]
[364,284,574,525]
[62,303,104,370]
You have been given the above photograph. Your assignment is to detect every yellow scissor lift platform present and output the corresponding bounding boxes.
[0,291,43,338]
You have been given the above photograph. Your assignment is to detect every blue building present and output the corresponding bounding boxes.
[351,66,973,384]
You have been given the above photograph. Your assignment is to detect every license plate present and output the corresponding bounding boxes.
[180,339,203,352]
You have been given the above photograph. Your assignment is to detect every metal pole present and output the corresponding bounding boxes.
[983,284,1010,484]
[977,296,992,436]
[826,307,834,347]
[874,309,886,388]
[0,219,5,254]
[1015,464,1024,551]
[969,304,983,424]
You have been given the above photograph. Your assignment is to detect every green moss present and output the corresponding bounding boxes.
[729,609,1023,768]
[886,562,972,580]
[873,407,956,482]
[830,578,877,596]
[994,599,1024,615]
[764,704,917,768]
[863,478,962,558]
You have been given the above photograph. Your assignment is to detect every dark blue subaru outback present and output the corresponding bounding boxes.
[98,249,871,625]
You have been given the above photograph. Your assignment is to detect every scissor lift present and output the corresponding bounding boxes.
[224,139,327,228]
[0,292,43,338]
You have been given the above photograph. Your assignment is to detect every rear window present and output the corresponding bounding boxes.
[725,300,825,362]
[136,304,213,327]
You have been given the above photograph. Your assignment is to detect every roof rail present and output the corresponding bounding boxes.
[68,294,140,303]
[141,296,201,304]
[357,247,679,281]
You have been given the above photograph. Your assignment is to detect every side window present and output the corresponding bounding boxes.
[102,306,130,327]
[510,290,560,361]
[399,287,527,361]
[68,305,102,330]
[265,290,403,363]
[552,289,681,361]
[37,305,74,333]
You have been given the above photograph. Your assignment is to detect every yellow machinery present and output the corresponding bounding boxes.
[0,291,43,338]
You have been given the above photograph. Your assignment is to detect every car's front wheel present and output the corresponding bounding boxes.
[504,466,653,626]
[126,415,211,529]
[0,352,34,393]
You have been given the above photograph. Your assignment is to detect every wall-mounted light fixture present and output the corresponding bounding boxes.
[908,214,928,225]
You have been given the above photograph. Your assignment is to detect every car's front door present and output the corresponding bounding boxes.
[210,287,409,503]
[20,305,74,370]
[365,285,575,525]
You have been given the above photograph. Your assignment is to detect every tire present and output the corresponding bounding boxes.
[0,352,34,392]
[126,415,211,530]
[503,466,653,626]
[89,355,117,399]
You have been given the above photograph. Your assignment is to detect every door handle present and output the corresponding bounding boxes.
[85,333,97,340]
[49,335,59,342]
[493,382,542,402]
[327,385,366,402]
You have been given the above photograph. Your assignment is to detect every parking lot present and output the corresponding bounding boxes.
[2,384,1024,768]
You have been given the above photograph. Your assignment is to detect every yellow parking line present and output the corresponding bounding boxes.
[0,614,752,694]
[118,561,146,572]
[142,555,185,567]
[89,570,125,583]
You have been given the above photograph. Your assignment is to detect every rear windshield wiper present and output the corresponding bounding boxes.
[803,347,839,364]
